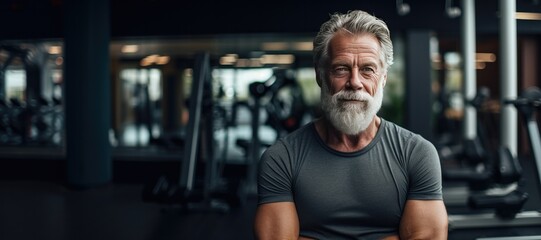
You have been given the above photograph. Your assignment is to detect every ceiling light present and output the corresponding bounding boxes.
[156,56,170,65]
[219,54,238,65]
[261,42,289,51]
[292,42,313,51]
[121,45,139,53]
[139,54,170,66]
[476,53,496,62]
[516,12,541,20]
[260,54,295,65]
[140,58,152,67]
[48,46,62,55]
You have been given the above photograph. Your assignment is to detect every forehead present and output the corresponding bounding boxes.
[329,31,381,59]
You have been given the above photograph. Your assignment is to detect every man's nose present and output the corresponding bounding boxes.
[348,70,364,90]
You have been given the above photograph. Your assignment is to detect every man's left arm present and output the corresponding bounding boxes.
[399,199,448,240]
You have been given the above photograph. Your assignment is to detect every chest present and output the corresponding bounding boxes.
[293,152,408,229]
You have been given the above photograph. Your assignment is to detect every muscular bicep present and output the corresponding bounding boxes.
[254,202,299,240]
[399,200,448,240]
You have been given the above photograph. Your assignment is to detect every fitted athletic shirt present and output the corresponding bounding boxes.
[257,119,443,239]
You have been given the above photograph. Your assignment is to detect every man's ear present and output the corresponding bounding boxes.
[382,73,387,88]
[315,67,322,87]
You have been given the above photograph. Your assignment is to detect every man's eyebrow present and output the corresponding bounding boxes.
[330,61,350,67]
[361,62,378,67]
[359,59,379,67]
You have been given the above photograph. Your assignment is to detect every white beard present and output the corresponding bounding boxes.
[320,80,384,135]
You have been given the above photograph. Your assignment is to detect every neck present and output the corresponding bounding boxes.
[315,116,381,152]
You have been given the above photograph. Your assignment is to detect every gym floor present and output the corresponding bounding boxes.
[0,151,540,240]
[0,180,258,240]
[2,179,541,240]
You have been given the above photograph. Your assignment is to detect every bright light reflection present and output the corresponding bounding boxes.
[121,45,139,53]
[516,12,541,20]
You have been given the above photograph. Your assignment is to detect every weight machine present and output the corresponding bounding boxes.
[442,87,523,209]
[142,52,241,212]
[448,87,541,234]
[236,68,308,197]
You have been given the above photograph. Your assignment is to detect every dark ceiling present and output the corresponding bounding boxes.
[1,0,541,41]
[1,0,541,66]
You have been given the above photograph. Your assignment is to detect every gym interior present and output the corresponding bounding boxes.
[1,0,541,239]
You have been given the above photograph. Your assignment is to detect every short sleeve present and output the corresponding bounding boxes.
[407,137,443,200]
[257,141,295,204]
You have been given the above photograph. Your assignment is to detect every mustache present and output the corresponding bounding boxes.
[333,90,372,101]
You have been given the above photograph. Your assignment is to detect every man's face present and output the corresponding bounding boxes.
[320,31,386,135]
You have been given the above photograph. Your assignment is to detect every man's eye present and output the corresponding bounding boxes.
[362,67,375,73]
[332,67,349,75]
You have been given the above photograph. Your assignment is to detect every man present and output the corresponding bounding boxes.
[254,10,448,240]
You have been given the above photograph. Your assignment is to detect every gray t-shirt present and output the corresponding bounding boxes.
[257,119,443,239]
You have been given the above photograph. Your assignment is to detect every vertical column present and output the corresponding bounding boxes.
[64,0,111,188]
[406,31,433,142]
[499,0,517,156]
[462,0,477,140]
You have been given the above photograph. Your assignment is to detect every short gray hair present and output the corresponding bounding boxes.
[313,10,394,82]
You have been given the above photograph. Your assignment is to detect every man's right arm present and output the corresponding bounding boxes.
[254,202,300,240]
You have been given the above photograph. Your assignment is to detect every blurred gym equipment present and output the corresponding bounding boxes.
[235,68,307,196]
[442,87,523,211]
[142,52,242,212]
[448,87,541,231]
[0,45,63,147]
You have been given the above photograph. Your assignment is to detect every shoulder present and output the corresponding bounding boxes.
[271,122,317,151]
[382,119,418,139]
[261,122,316,163]
[382,119,435,149]
[379,119,438,162]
